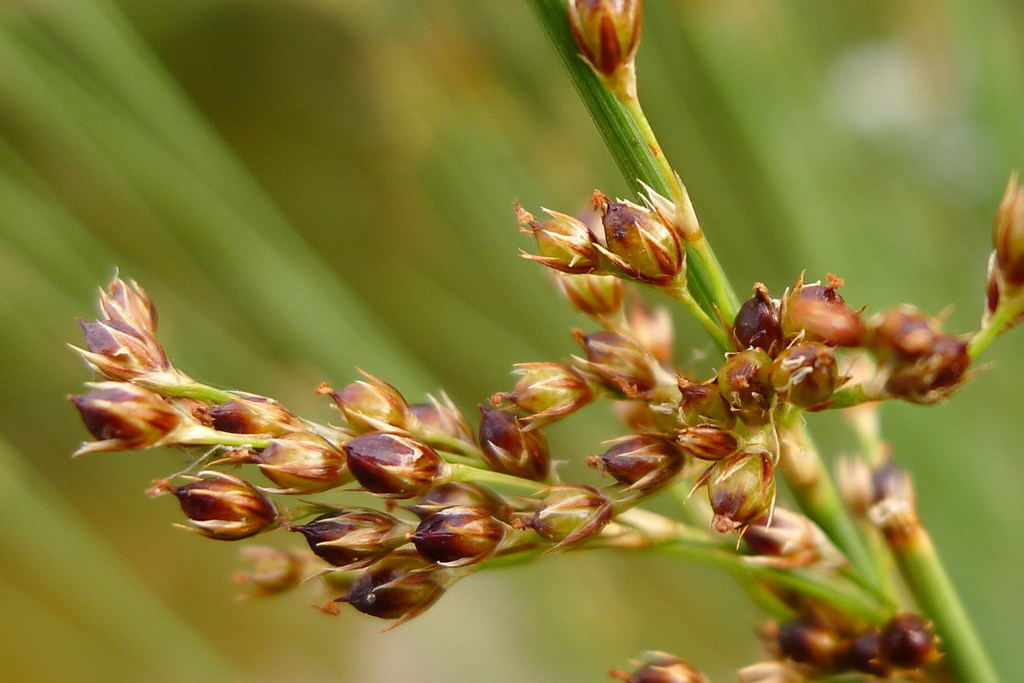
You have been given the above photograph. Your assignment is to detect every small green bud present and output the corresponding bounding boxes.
[322,372,411,434]
[675,424,740,461]
[770,341,839,410]
[992,172,1024,288]
[210,395,304,437]
[495,362,593,424]
[555,272,623,317]
[407,481,513,522]
[677,376,734,427]
[516,203,601,274]
[705,449,776,534]
[575,329,655,394]
[567,0,642,79]
[592,191,683,285]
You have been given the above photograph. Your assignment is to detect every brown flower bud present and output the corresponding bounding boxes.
[575,329,656,394]
[733,284,781,353]
[566,0,642,78]
[611,651,710,683]
[879,613,939,670]
[742,508,840,569]
[233,546,312,597]
[516,203,601,274]
[781,274,863,346]
[411,506,507,567]
[993,172,1024,288]
[289,507,411,569]
[478,407,551,481]
[677,376,734,427]
[846,630,887,675]
[675,424,740,461]
[555,272,623,317]
[254,432,350,494]
[704,449,776,534]
[339,554,445,622]
[343,432,447,498]
[530,484,613,548]
[154,470,278,541]
[322,372,411,434]
[716,349,774,426]
[495,362,593,424]
[770,342,839,410]
[775,619,843,670]
[587,434,684,491]
[210,395,304,437]
[406,481,513,522]
[409,393,475,447]
[867,305,937,359]
[70,382,184,455]
[591,191,683,285]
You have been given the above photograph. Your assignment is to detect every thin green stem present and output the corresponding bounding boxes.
[447,463,546,494]
[890,526,999,683]
[143,379,234,403]
[660,279,731,351]
[968,297,1022,359]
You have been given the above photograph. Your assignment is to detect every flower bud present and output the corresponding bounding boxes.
[867,305,936,359]
[716,349,774,426]
[567,0,642,78]
[153,470,278,540]
[233,546,311,597]
[704,449,776,534]
[407,481,513,522]
[494,362,593,425]
[254,432,350,494]
[409,393,475,446]
[555,272,623,317]
[732,284,781,353]
[339,554,445,622]
[70,382,184,455]
[516,203,601,274]
[530,484,613,548]
[343,432,447,498]
[592,191,683,285]
[321,373,411,434]
[575,329,655,394]
[411,506,507,567]
[846,630,886,675]
[675,424,740,461]
[992,172,1024,288]
[774,619,843,670]
[782,274,863,346]
[879,613,939,670]
[742,508,839,569]
[289,507,411,569]
[612,651,710,683]
[770,342,839,410]
[210,395,304,437]
[478,406,551,481]
[587,434,684,491]
[677,376,734,427]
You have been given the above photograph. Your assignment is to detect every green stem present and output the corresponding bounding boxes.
[144,379,234,404]
[661,279,731,351]
[890,526,999,683]
[447,463,546,494]
[968,295,1022,359]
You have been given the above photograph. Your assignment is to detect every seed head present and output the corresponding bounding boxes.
[591,191,684,285]
[733,284,782,353]
[210,395,304,437]
[343,432,447,498]
[478,406,551,481]
[716,349,775,426]
[152,470,278,541]
[339,554,446,622]
[289,507,411,569]
[406,481,513,522]
[555,272,624,317]
[253,431,350,494]
[610,651,710,683]
[992,172,1024,288]
[575,329,656,394]
[879,613,939,670]
[742,508,841,569]
[781,274,863,347]
[587,433,684,492]
[409,393,475,447]
[770,342,839,410]
[321,372,412,434]
[530,484,613,548]
[70,382,185,455]
[495,362,593,425]
[516,203,601,274]
[677,375,734,427]
[411,506,507,567]
[567,0,642,91]
[774,619,843,670]
[846,630,886,675]
[675,424,740,461]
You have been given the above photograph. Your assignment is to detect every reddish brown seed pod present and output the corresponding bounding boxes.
[587,433,684,491]
[477,406,551,481]
[343,432,446,498]
[157,470,279,541]
[289,507,411,569]
[732,284,781,353]
[411,506,507,567]
[338,554,445,621]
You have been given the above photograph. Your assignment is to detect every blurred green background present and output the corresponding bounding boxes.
[1,0,1021,680]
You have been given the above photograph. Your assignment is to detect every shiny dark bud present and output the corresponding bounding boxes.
[732,285,781,353]
[210,395,304,437]
[675,424,740,461]
[587,434,684,492]
[411,506,507,567]
[154,470,278,541]
[339,554,445,621]
[592,191,684,285]
[782,274,863,346]
[716,350,774,426]
[289,507,411,569]
[407,481,513,522]
[531,484,613,548]
[322,373,411,435]
[775,619,842,669]
[879,613,939,670]
[705,449,776,534]
[770,342,839,410]
[343,432,447,498]
[846,630,886,675]
[478,407,550,481]
[254,432,350,493]
[576,329,655,394]
[555,272,624,317]
[677,376,734,427]
[70,382,184,455]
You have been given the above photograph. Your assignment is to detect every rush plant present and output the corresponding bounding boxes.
[59,2,1019,681]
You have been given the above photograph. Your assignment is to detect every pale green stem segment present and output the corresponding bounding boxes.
[968,295,1022,359]
[528,0,739,328]
[661,279,732,351]
[891,527,999,683]
[145,379,235,404]
[447,463,546,494]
